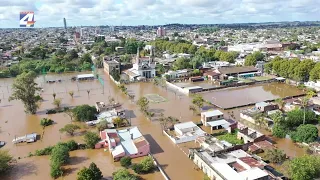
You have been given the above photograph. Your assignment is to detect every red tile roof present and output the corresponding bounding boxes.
[230,162,246,172]
[254,140,274,149]
[239,157,263,168]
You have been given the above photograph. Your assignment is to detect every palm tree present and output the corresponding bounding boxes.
[189,105,197,115]
[53,98,62,109]
[113,117,124,128]
[254,113,267,129]
[87,90,90,98]
[69,91,74,99]
[274,98,285,111]
[52,93,56,100]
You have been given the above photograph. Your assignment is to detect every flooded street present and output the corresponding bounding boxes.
[0,71,306,180]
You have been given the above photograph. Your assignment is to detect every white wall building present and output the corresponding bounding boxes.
[124,47,156,81]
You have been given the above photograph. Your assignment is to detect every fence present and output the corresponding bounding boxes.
[149,153,170,180]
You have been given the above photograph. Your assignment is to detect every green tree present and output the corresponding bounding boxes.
[77,162,103,180]
[192,94,205,111]
[96,120,108,132]
[245,51,264,66]
[113,169,138,180]
[120,156,132,168]
[254,113,267,128]
[72,105,97,122]
[291,124,318,143]
[288,155,320,180]
[0,150,13,173]
[69,91,74,99]
[113,117,124,128]
[52,93,56,100]
[83,132,100,149]
[53,98,62,109]
[50,144,70,178]
[137,97,150,114]
[80,53,92,64]
[140,156,155,173]
[274,98,285,111]
[40,118,54,127]
[264,149,286,164]
[272,124,287,138]
[59,124,80,136]
[285,109,316,129]
[9,71,41,114]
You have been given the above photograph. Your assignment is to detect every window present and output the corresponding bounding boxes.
[140,152,143,154]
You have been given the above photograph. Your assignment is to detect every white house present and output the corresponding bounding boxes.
[201,110,224,126]
[165,121,206,144]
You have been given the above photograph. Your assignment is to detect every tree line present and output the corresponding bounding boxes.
[264,56,320,82]
[0,48,93,78]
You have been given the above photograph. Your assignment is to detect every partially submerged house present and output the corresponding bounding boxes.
[86,108,125,127]
[237,126,265,144]
[165,121,206,144]
[95,101,122,113]
[189,148,270,180]
[96,127,150,161]
[201,110,224,126]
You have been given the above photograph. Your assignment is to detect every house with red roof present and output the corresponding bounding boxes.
[95,126,150,161]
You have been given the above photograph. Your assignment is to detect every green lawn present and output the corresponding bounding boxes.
[238,78,254,83]
[250,76,273,81]
[216,133,244,145]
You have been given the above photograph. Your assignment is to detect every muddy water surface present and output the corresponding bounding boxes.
[0,72,307,180]
[0,72,204,180]
[201,82,304,109]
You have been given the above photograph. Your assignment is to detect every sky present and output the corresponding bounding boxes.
[0,0,320,28]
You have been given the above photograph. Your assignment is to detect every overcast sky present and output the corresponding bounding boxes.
[0,0,320,28]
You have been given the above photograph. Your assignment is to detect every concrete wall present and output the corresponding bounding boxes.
[166,81,189,95]
[163,130,203,144]
[240,113,255,124]
[193,153,223,180]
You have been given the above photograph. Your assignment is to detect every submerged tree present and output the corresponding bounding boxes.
[191,94,205,112]
[69,91,74,99]
[9,71,41,114]
[137,97,149,113]
[59,124,80,136]
[87,90,90,98]
[52,93,56,100]
[53,98,62,109]
[0,150,13,173]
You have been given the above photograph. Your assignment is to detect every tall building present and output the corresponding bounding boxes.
[63,18,67,29]
[157,27,166,37]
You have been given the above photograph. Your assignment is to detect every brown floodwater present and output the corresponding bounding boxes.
[0,71,204,180]
[200,82,304,109]
[0,71,307,180]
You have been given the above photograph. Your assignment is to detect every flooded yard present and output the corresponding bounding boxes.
[0,71,204,180]
[201,82,304,109]
[0,71,308,180]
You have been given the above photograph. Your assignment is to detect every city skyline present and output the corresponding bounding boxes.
[0,0,320,28]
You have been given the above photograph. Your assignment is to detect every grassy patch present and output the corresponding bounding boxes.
[238,78,254,83]
[250,76,273,81]
[216,132,244,145]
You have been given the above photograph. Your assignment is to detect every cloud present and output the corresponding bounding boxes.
[0,0,319,27]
